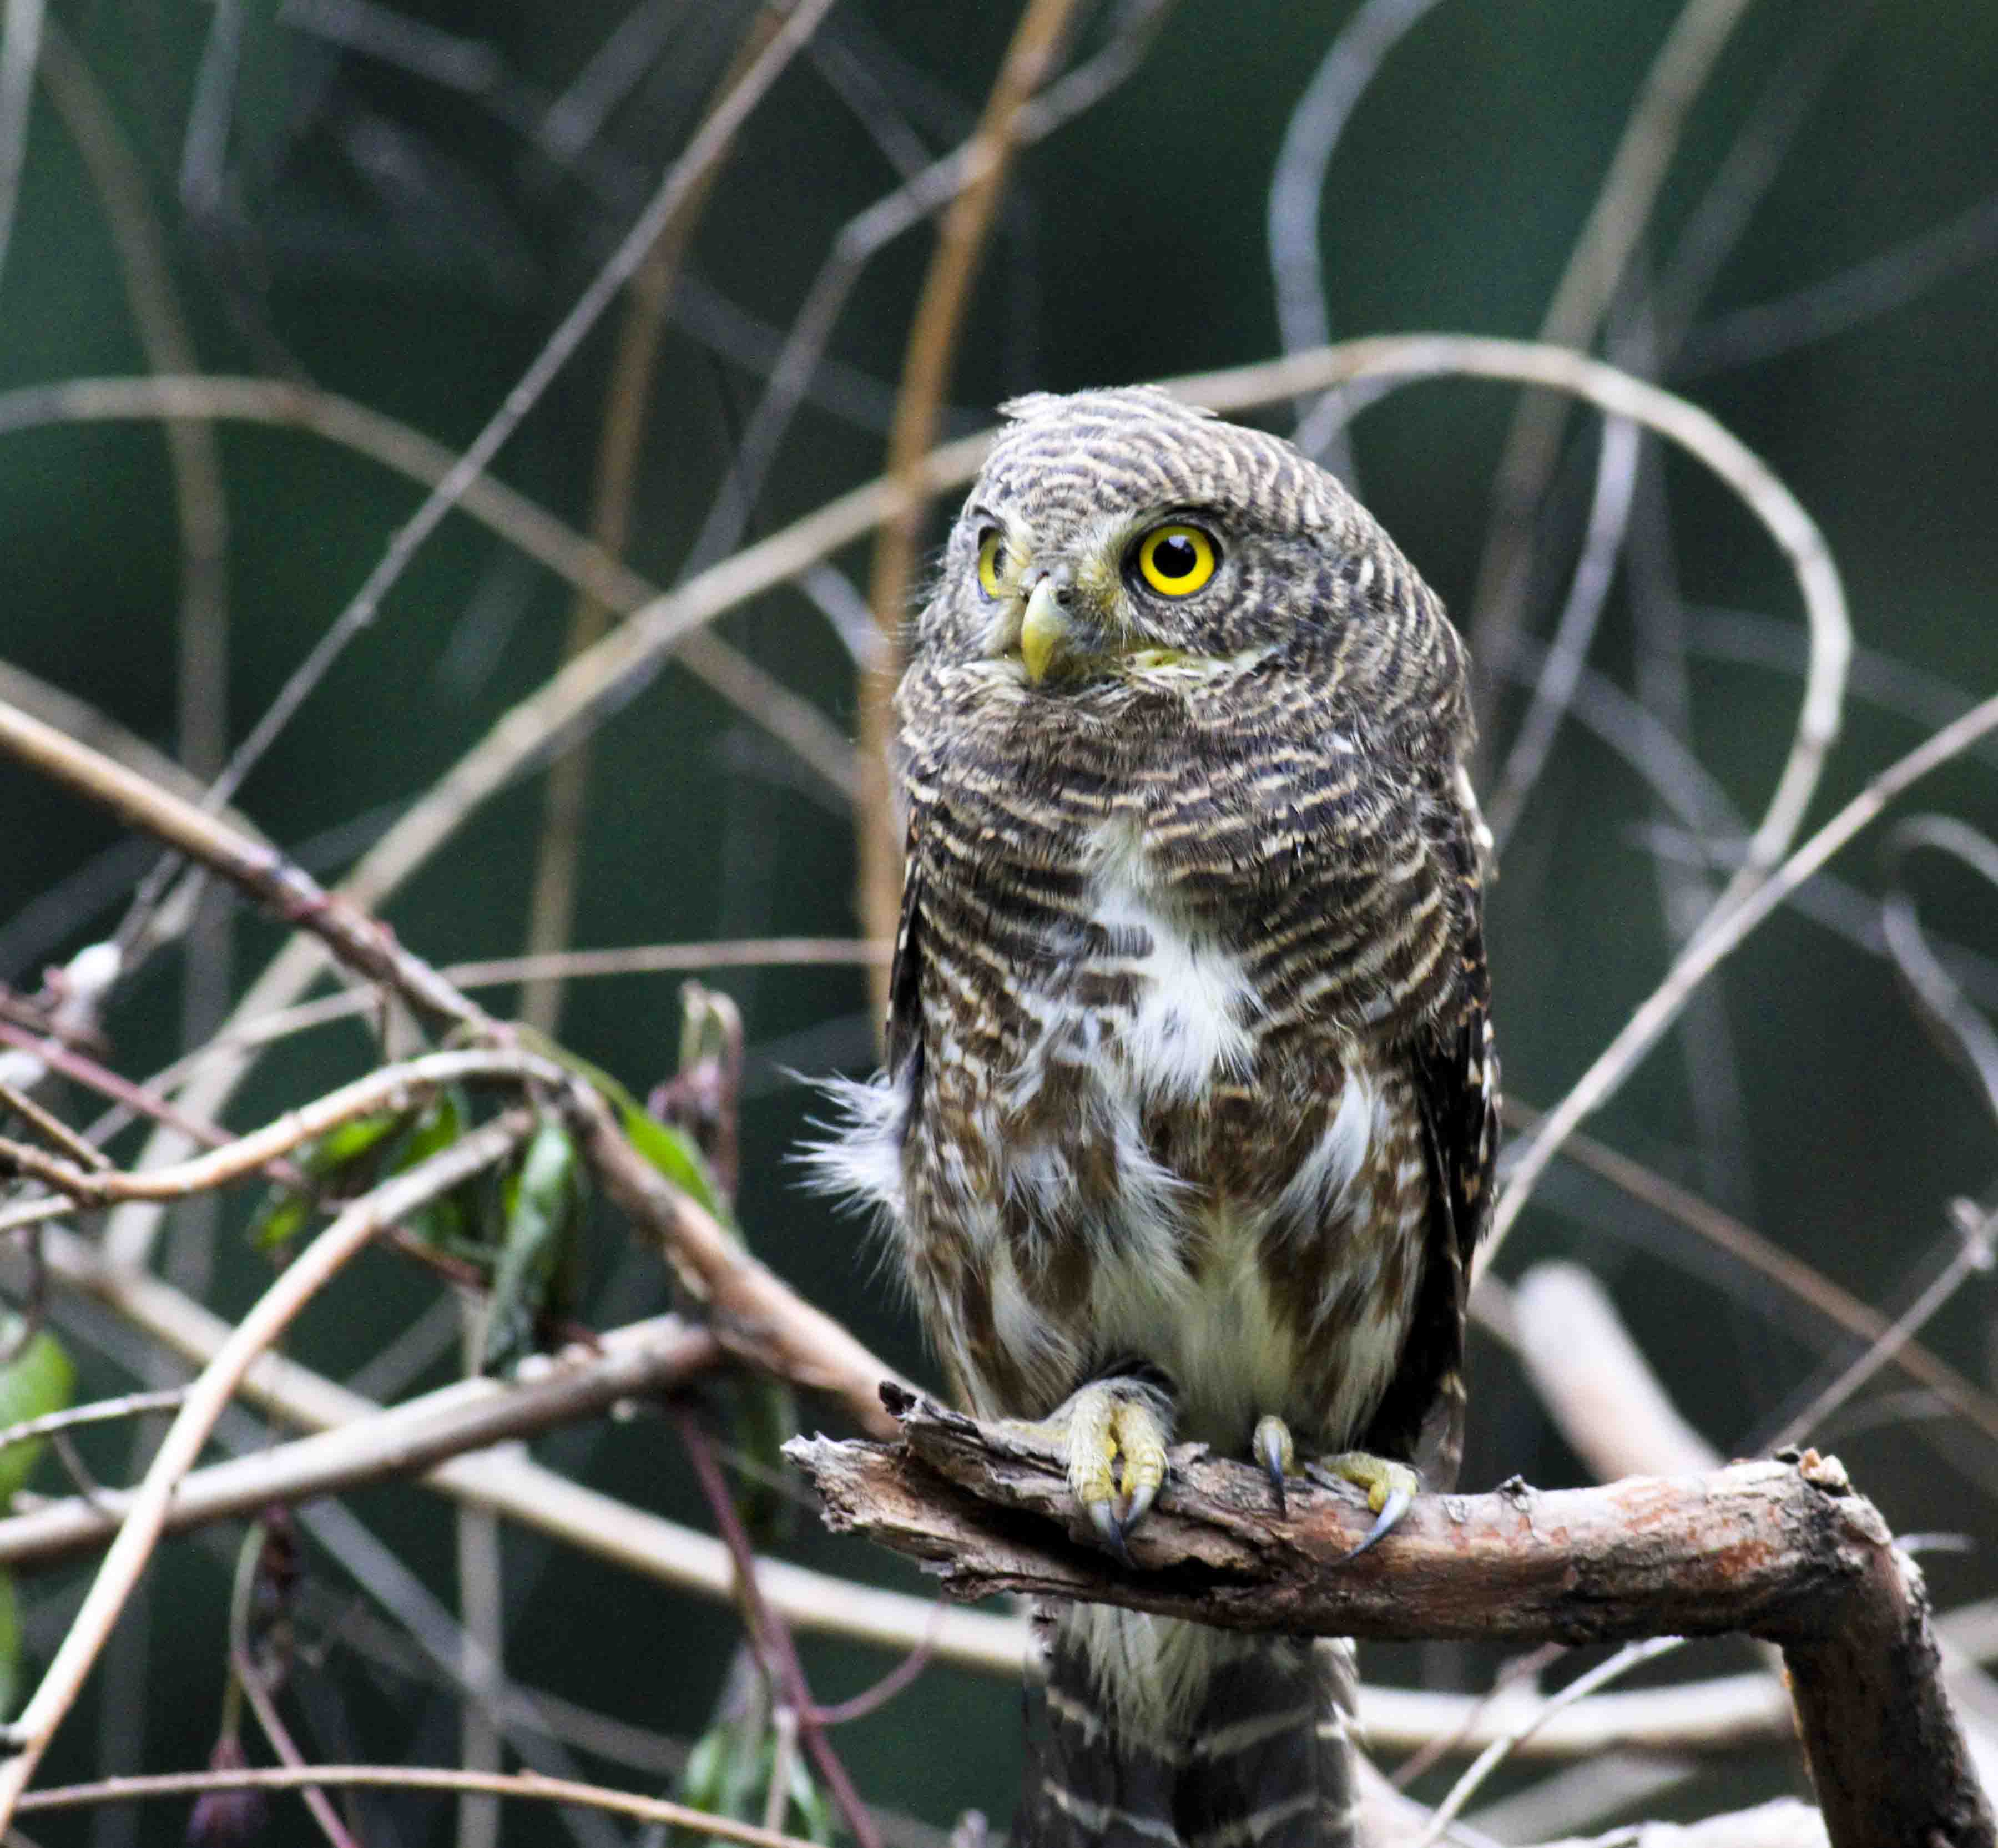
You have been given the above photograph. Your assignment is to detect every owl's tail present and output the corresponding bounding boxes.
[1014,1608,1361,1848]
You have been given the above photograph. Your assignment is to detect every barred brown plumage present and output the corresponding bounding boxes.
[810,387,1497,1848]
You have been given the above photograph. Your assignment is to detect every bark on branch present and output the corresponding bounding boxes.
[786,1387,1996,1848]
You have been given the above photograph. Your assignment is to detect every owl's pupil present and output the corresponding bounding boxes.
[1153,535,1197,579]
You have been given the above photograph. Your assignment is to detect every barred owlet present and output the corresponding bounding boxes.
[815,387,1497,1848]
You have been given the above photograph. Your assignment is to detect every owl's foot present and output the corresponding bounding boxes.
[1252,1413,1296,1516]
[1008,1377,1171,1566]
[1306,1451,1420,1561]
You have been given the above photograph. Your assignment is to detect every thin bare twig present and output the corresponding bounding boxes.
[210,0,837,815]
[1492,686,1998,1257]
[37,15,230,800]
[0,0,44,291]
[1522,1107,1998,1453]
[682,0,1169,579]
[230,1517,356,1848]
[1483,410,1644,849]
[0,375,857,805]
[0,1046,563,1224]
[1880,816,1998,1121]
[1679,184,1998,376]
[0,1388,185,1457]
[0,694,493,1039]
[233,1653,356,1848]
[0,1081,109,1172]
[1772,1201,1998,1453]
[1419,1639,1687,1848]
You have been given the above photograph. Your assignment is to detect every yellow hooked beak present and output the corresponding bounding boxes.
[1019,578,1072,685]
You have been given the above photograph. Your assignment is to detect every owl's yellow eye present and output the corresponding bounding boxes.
[976,530,1007,599]
[1134,523,1218,597]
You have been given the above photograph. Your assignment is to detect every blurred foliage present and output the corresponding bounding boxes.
[0,0,1994,1841]
[0,1320,76,1720]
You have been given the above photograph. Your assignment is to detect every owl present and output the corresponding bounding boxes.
[814,387,1497,1848]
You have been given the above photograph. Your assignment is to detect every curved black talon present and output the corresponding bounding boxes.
[1089,1499,1136,1568]
[1252,1413,1293,1518]
[1336,1479,1414,1563]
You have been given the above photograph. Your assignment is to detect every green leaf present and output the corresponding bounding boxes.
[672,1709,806,1848]
[246,1187,313,1256]
[248,1108,407,1253]
[512,1031,734,1230]
[730,1375,799,1546]
[478,1118,584,1371]
[0,1326,75,1505]
[786,1748,836,1845]
[392,1090,473,1251]
[618,1104,733,1230]
[0,1571,19,1721]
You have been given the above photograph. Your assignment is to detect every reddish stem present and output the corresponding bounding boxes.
[673,1408,882,1848]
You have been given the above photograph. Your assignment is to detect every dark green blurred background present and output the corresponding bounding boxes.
[2,1,1996,1841]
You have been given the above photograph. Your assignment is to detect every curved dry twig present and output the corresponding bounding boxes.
[1194,332,1851,915]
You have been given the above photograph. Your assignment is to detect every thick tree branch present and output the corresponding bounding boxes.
[788,1390,1995,1848]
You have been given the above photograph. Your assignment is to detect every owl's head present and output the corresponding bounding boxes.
[911,386,1447,707]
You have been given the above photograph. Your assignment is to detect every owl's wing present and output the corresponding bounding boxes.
[884,811,927,1084]
[1359,882,1499,1487]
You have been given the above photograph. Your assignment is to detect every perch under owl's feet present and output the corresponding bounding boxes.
[1308,1451,1421,1559]
[1004,1376,1170,1566]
